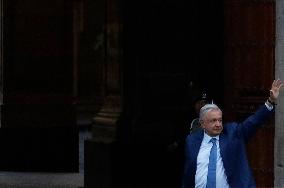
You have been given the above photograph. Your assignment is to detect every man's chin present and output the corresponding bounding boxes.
[214,130,222,135]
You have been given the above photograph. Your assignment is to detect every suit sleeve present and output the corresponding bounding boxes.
[236,104,273,141]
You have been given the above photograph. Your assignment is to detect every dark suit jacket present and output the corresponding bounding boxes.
[182,105,273,188]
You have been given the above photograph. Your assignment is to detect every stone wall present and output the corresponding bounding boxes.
[275,0,284,186]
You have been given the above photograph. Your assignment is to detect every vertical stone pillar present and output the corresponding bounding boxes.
[275,0,284,186]
[84,0,123,187]
[92,0,123,143]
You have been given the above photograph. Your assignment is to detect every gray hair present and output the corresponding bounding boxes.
[199,103,222,121]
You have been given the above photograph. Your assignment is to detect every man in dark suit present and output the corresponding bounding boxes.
[182,79,283,188]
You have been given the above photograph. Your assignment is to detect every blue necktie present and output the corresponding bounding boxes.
[206,138,217,188]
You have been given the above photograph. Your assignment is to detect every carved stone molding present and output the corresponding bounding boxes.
[92,95,122,143]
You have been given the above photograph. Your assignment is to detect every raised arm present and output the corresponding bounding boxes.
[238,79,282,141]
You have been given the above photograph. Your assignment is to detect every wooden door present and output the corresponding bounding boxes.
[1,0,78,172]
[224,0,275,186]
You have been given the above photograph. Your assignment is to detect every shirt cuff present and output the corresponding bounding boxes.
[265,101,274,111]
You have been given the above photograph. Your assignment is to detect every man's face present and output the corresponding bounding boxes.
[200,109,223,137]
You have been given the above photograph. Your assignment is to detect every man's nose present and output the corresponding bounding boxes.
[215,121,222,126]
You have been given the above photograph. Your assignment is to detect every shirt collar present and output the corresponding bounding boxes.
[203,131,219,143]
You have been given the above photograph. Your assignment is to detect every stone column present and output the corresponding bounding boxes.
[275,0,284,186]
[92,0,123,143]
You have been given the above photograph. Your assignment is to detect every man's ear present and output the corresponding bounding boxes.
[199,119,204,128]
[199,119,205,129]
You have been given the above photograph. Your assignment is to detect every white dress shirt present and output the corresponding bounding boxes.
[195,133,229,188]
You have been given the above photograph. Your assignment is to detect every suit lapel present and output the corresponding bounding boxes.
[190,131,204,160]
